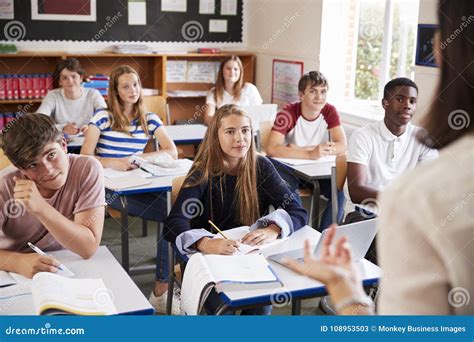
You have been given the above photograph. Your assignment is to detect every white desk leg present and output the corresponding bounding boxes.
[331,166,338,224]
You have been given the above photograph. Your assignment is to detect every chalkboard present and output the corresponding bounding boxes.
[0,0,243,43]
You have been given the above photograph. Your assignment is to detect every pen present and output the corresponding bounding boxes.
[27,242,64,271]
[208,220,229,239]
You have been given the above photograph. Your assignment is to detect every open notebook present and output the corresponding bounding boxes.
[212,226,288,254]
[180,253,283,315]
[0,272,117,316]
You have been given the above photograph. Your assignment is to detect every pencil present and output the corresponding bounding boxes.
[208,220,229,239]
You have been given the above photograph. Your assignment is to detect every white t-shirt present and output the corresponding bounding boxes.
[347,120,438,192]
[206,83,263,108]
[38,87,107,129]
[377,135,473,314]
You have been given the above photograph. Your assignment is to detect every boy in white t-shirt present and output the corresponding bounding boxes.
[266,71,347,231]
[346,77,438,262]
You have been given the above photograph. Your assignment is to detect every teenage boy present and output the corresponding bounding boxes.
[266,71,347,230]
[0,113,106,278]
[346,78,438,217]
[346,78,438,264]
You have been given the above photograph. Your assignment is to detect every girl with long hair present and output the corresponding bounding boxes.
[203,56,263,125]
[81,65,180,314]
[163,104,307,314]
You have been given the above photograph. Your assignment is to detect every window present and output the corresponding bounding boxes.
[351,0,419,101]
[321,0,420,119]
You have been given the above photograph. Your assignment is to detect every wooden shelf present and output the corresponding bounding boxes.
[0,50,257,123]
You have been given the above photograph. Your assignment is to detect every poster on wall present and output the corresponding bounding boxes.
[271,59,304,108]
[0,0,14,19]
[415,24,438,67]
[31,0,97,21]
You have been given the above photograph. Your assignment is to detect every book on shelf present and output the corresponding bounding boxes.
[180,253,283,315]
[197,48,221,54]
[0,272,117,316]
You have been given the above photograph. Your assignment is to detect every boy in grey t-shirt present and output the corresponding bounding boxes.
[0,114,106,278]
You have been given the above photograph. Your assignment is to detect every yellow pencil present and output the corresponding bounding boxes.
[208,220,229,239]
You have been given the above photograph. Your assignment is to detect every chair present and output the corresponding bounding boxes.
[142,95,170,125]
[166,175,186,314]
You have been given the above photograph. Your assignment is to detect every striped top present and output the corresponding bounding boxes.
[89,109,163,158]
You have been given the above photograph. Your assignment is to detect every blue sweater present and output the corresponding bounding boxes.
[164,156,307,244]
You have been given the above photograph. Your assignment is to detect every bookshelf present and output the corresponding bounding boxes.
[0,51,256,125]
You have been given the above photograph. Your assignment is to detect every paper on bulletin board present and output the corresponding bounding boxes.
[220,0,237,15]
[187,62,218,83]
[199,0,215,14]
[161,0,186,12]
[0,0,14,19]
[166,60,187,83]
[271,59,304,108]
[209,19,227,33]
[128,0,146,25]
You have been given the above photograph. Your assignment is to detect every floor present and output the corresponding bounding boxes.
[101,196,330,315]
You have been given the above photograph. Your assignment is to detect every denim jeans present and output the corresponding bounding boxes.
[106,190,170,281]
[269,158,345,232]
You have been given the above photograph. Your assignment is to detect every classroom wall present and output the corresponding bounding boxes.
[412,0,440,120]
[246,0,324,103]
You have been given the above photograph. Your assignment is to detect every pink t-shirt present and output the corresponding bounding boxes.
[0,154,105,253]
[271,102,341,147]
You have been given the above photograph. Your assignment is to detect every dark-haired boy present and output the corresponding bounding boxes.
[0,113,106,278]
[347,78,438,212]
[266,71,347,231]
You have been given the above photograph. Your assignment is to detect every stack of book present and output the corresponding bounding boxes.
[83,75,109,96]
[0,74,54,100]
[112,45,153,54]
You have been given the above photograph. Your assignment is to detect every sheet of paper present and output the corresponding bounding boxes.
[0,282,34,315]
[212,226,288,255]
[0,0,14,20]
[103,168,150,180]
[199,0,215,14]
[273,155,336,166]
[209,19,227,33]
[128,0,147,25]
[220,0,237,15]
[166,60,187,83]
[161,0,186,12]
[0,271,16,287]
[180,253,214,315]
[187,61,217,83]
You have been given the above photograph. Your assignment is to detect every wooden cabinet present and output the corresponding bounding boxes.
[0,51,256,124]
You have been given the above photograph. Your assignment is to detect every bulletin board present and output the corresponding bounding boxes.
[0,0,243,43]
[271,59,304,108]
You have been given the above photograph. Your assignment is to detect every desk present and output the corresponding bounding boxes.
[105,163,192,274]
[165,124,207,145]
[215,226,380,315]
[0,246,154,315]
[270,158,338,229]
[66,125,207,152]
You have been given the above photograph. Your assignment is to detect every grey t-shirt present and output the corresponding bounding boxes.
[37,88,107,129]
